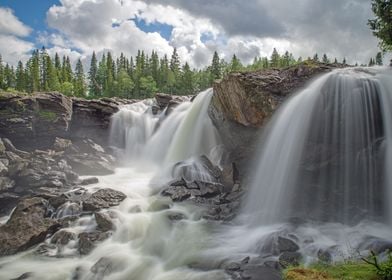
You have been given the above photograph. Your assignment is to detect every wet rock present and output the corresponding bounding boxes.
[167,211,186,222]
[260,235,300,256]
[80,177,99,186]
[172,155,222,183]
[161,185,191,202]
[0,197,61,256]
[0,160,8,176]
[50,230,77,245]
[197,182,223,198]
[279,252,302,268]
[90,257,124,279]
[66,155,115,176]
[0,176,14,191]
[277,236,300,253]
[359,236,392,255]
[78,231,111,255]
[10,272,34,280]
[53,137,72,151]
[56,202,82,218]
[95,212,114,232]
[238,264,282,280]
[82,188,126,212]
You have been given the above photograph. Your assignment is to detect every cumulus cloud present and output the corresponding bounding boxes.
[0,0,382,67]
[0,7,33,64]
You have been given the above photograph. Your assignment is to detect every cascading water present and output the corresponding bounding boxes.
[242,67,392,226]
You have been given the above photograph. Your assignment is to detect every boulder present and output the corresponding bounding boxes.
[78,231,111,255]
[95,212,114,232]
[53,137,72,151]
[0,197,61,256]
[50,230,77,245]
[83,188,126,212]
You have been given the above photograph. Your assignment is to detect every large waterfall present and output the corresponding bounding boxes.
[242,67,392,226]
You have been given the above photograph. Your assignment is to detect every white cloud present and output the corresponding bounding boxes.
[0,7,31,37]
[0,7,33,65]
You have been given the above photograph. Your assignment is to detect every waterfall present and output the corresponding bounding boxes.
[110,89,220,168]
[243,67,392,226]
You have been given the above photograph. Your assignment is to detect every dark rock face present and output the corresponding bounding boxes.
[0,92,72,149]
[70,97,135,145]
[0,92,134,150]
[209,63,339,172]
[0,197,61,256]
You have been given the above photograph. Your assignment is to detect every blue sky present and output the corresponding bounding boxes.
[0,0,382,67]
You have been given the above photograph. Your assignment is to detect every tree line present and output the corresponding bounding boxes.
[0,47,373,99]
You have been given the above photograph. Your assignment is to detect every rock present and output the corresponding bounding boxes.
[53,137,72,151]
[10,272,34,280]
[70,97,134,146]
[80,177,99,186]
[78,231,111,255]
[279,252,302,268]
[0,138,5,154]
[95,212,114,232]
[50,230,77,245]
[0,160,8,176]
[90,257,124,279]
[260,235,300,255]
[56,202,82,219]
[277,236,300,253]
[0,176,14,191]
[82,188,126,212]
[359,236,392,255]
[0,92,72,149]
[172,155,222,183]
[161,185,191,202]
[197,181,223,198]
[239,264,282,280]
[0,197,61,256]
[66,154,115,176]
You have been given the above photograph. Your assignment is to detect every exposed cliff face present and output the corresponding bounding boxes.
[209,63,340,171]
[0,92,134,149]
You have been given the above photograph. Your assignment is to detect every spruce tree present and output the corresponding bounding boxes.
[73,58,86,97]
[270,48,280,67]
[210,51,222,81]
[16,61,25,91]
[88,51,99,97]
[0,55,4,90]
[375,52,383,65]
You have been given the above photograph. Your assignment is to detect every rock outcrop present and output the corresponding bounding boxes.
[209,62,340,171]
[0,92,134,150]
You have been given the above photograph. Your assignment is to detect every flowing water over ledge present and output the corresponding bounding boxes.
[1,68,392,279]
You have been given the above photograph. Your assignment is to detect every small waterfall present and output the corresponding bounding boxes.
[243,67,392,226]
[110,89,220,168]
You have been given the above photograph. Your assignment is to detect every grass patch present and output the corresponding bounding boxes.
[37,110,57,121]
[285,262,381,280]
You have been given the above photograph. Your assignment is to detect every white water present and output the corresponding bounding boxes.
[243,67,392,226]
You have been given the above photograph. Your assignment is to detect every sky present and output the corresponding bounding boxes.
[0,0,384,68]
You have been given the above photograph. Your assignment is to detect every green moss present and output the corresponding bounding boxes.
[37,110,57,121]
[284,262,381,280]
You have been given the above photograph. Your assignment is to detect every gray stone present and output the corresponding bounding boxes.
[83,188,126,212]
[95,212,114,232]
[78,231,111,255]
[50,230,77,245]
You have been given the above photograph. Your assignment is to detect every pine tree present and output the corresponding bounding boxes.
[0,55,4,90]
[170,48,181,76]
[229,54,243,72]
[29,50,40,92]
[369,57,375,66]
[16,61,26,91]
[342,57,347,65]
[313,53,319,62]
[180,62,194,95]
[88,51,99,97]
[270,48,280,67]
[375,52,383,65]
[73,58,86,97]
[210,51,222,81]
[368,0,392,51]
[4,64,15,89]
[97,54,107,97]
[322,54,330,64]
